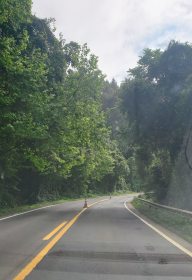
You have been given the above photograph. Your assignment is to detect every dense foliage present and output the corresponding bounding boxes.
[0,0,129,207]
[2,1,192,209]
[120,41,192,203]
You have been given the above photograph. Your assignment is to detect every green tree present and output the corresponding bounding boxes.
[120,41,192,201]
[0,0,117,205]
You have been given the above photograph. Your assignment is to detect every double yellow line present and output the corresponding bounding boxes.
[14,199,108,280]
[43,221,68,241]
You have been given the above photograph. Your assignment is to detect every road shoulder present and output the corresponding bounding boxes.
[126,201,192,255]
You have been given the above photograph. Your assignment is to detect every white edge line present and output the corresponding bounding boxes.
[0,202,66,222]
[124,201,192,258]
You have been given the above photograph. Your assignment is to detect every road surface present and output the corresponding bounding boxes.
[0,195,192,280]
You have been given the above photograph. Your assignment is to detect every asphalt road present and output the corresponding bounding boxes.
[1,195,192,280]
[0,198,100,280]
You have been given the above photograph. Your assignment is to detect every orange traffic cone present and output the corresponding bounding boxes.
[83,199,88,208]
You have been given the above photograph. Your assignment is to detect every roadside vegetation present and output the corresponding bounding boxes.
[120,43,192,208]
[0,1,130,209]
[1,0,192,211]
[132,198,192,244]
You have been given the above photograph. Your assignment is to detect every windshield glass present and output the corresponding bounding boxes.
[0,1,192,279]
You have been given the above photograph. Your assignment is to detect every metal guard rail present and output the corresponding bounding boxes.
[137,198,192,217]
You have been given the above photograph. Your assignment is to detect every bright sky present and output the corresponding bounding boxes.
[32,0,192,83]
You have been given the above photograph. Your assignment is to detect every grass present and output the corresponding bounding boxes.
[132,198,192,244]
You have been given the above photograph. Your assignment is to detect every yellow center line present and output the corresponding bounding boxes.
[43,221,67,241]
[13,208,86,280]
[124,201,192,258]
[13,198,108,280]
